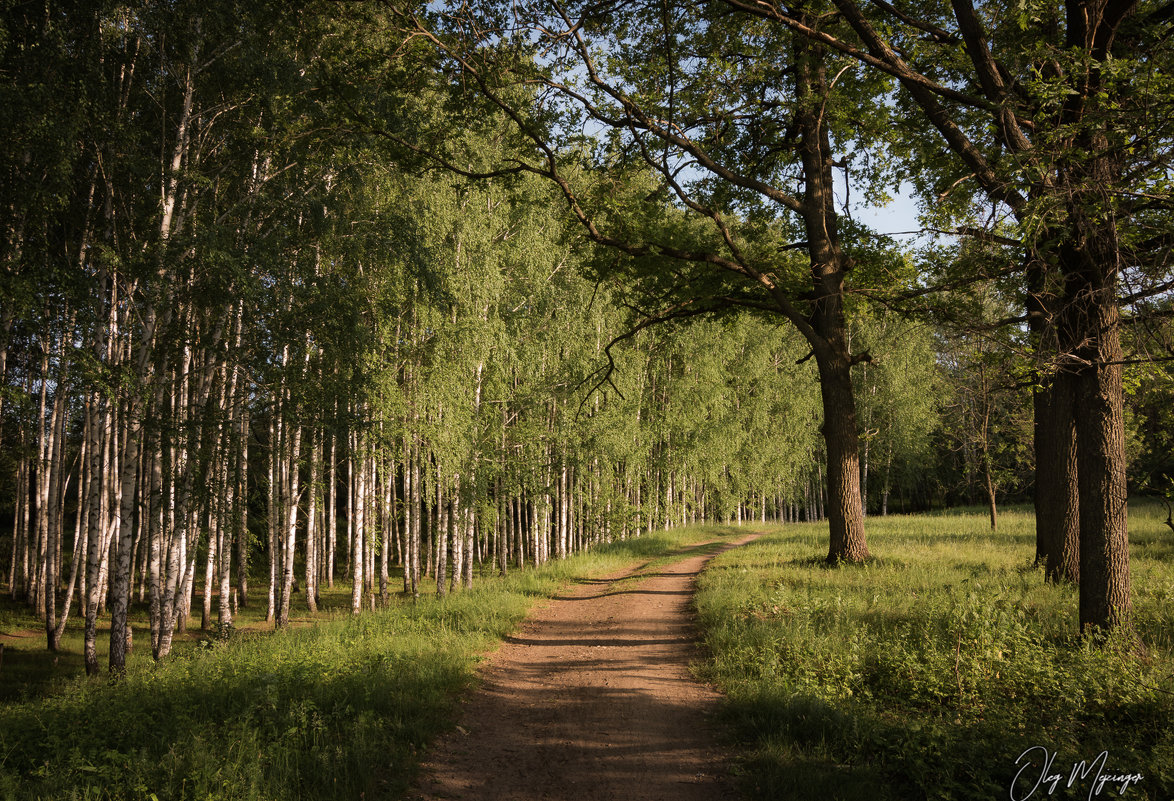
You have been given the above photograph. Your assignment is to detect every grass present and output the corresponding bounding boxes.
[0,573,389,704]
[693,503,1174,801]
[0,526,741,801]
[7,508,1171,801]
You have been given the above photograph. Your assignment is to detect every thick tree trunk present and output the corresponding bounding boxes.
[815,356,869,562]
[1074,351,1131,632]
[32,346,50,616]
[1026,249,1080,583]
[177,546,196,635]
[793,27,869,564]
[1065,238,1131,632]
[1033,375,1079,582]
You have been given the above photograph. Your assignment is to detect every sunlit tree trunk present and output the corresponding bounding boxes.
[327,426,337,589]
[379,450,391,606]
[218,423,235,628]
[276,418,302,628]
[266,403,281,623]
[437,476,449,597]
[305,429,321,614]
[402,443,412,594]
[235,404,249,607]
[410,439,422,598]
[351,427,365,614]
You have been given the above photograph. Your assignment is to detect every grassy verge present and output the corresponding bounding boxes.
[0,526,740,800]
[695,505,1174,801]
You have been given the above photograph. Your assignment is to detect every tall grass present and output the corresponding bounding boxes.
[694,505,1174,800]
[0,527,738,800]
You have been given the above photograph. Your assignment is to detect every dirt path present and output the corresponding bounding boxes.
[409,533,759,801]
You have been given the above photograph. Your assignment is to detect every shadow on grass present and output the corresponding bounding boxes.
[721,690,1052,801]
[0,620,470,800]
[0,644,86,702]
[0,524,751,800]
[701,514,1174,801]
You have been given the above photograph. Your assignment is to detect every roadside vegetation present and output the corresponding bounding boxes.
[0,527,737,800]
[695,505,1174,801]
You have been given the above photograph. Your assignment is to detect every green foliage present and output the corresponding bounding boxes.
[696,509,1174,800]
[1126,333,1174,495]
[851,312,942,512]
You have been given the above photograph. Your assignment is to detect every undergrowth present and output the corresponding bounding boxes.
[0,526,737,800]
[695,505,1174,801]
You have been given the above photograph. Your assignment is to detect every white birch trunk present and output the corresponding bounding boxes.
[277,421,302,628]
[351,428,365,614]
[305,430,320,613]
[327,428,336,589]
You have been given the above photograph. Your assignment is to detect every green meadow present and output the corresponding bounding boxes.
[694,504,1174,800]
[2,507,1172,800]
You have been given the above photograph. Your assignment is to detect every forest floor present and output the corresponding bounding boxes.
[408,532,759,801]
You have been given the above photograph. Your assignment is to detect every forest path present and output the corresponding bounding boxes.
[408,531,760,801]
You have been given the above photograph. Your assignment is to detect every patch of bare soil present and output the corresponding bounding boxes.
[409,533,759,801]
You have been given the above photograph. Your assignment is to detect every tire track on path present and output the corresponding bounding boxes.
[409,531,760,801]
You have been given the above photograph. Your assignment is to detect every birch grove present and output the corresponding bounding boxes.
[1,0,965,673]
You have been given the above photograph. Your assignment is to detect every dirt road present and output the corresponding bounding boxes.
[408,534,757,801]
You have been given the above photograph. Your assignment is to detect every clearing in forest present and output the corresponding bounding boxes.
[409,534,758,801]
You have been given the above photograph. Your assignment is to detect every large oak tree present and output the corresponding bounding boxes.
[715,0,1174,630]
[380,0,923,562]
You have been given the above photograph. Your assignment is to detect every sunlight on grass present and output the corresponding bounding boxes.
[695,505,1174,801]
[0,526,740,800]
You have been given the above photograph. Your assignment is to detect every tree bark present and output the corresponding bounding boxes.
[236,405,249,607]
[276,420,302,629]
[379,452,390,606]
[1065,237,1131,632]
[793,25,869,564]
[437,477,449,597]
[1033,374,1080,582]
[351,428,365,614]
[305,429,321,614]
[1027,246,1080,582]
[327,427,337,589]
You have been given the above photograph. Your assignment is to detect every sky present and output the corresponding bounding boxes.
[849,182,925,240]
